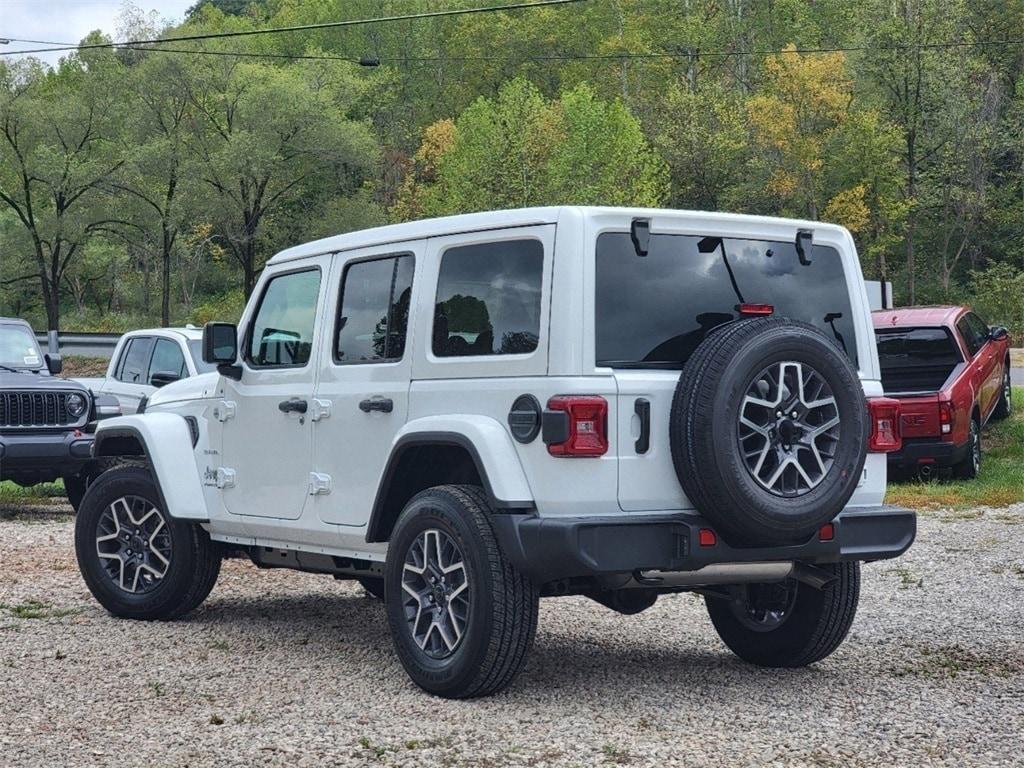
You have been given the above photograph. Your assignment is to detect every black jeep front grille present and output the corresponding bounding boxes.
[0,391,78,428]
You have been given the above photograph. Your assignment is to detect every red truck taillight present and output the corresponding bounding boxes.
[868,398,902,452]
[938,399,955,435]
[545,396,608,457]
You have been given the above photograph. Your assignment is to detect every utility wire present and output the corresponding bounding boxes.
[0,0,586,56]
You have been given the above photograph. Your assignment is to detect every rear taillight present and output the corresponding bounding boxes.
[938,399,954,435]
[738,303,774,316]
[868,397,902,452]
[545,395,608,457]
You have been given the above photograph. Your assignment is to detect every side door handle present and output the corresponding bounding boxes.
[359,396,394,413]
[278,398,308,414]
[634,398,651,454]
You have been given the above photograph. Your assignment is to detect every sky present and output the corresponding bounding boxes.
[0,0,195,66]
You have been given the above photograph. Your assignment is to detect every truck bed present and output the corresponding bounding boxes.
[879,362,962,396]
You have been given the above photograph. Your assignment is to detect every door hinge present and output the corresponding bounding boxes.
[214,401,236,422]
[309,472,332,495]
[310,398,332,422]
[216,467,236,489]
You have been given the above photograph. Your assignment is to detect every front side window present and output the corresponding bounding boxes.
[117,337,153,383]
[433,239,544,358]
[956,316,983,357]
[595,233,858,368]
[148,338,186,381]
[248,269,321,367]
[966,313,991,348]
[0,323,43,370]
[335,254,414,363]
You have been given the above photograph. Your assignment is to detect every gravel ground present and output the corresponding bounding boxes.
[1,503,1022,768]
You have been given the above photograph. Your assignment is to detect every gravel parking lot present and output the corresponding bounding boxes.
[1,503,1022,768]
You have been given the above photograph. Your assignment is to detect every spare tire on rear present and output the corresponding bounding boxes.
[670,316,868,546]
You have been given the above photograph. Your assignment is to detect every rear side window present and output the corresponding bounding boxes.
[335,254,414,363]
[116,337,153,383]
[595,233,858,368]
[875,327,963,369]
[248,269,321,367]
[433,239,544,357]
[148,338,187,380]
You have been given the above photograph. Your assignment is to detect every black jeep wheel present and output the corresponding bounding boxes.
[670,317,868,545]
[62,473,89,512]
[357,576,386,600]
[991,366,1012,421]
[74,466,221,620]
[706,562,860,667]
[952,418,981,480]
[384,485,538,699]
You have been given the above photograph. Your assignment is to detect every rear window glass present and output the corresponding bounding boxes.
[595,233,858,368]
[875,327,963,368]
[433,239,543,357]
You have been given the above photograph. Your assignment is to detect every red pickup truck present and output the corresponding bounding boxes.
[873,306,1012,479]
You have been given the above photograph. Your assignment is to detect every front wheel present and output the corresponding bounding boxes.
[705,562,860,667]
[62,473,89,512]
[74,466,222,620]
[384,485,538,698]
[991,367,1012,421]
[952,419,981,480]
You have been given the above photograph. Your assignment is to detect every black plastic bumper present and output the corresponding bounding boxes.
[490,505,916,584]
[888,437,968,471]
[0,430,95,482]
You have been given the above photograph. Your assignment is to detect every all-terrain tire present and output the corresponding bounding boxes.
[384,485,539,699]
[706,562,860,667]
[952,418,981,480]
[991,365,1012,421]
[74,466,221,620]
[670,316,868,545]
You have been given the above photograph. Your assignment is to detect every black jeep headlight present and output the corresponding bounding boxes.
[66,392,87,419]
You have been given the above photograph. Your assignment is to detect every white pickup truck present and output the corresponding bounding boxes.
[77,327,215,414]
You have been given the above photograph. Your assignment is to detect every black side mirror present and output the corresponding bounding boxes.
[990,326,1009,341]
[149,371,181,388]
[203,322,238,364]
[44,353,62,375]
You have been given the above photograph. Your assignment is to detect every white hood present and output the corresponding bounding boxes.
[146,371,220,409]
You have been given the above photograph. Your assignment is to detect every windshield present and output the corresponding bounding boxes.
[187,340,218,373]
[0,323,44,371]
[595,232,858,369]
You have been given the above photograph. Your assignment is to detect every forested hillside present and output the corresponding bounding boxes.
[1,0,1022,337]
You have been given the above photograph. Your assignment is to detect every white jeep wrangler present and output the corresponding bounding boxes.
[74,207,916,698]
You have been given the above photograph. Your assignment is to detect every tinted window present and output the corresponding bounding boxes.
[595,233,858,368]
[966,313,991,347]
[433,240,544,357]
[335,254,414,363]
[957,317,983,357]
[875,327,962,368]
[248,270,321,367]
[148,338,187,381]
[117,337,153,383]
[0,323,42,369]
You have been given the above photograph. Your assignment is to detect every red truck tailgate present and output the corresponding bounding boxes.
[897,394,942,438]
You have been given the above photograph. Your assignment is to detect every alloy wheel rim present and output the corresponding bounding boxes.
[95,495,172,594]
[401,528,470,660]
[972,424,980,474]
[737,361,841,497]
[1006,373,1013,413]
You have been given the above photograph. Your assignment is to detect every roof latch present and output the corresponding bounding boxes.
[630,218,651,257]
[795,228,813,266]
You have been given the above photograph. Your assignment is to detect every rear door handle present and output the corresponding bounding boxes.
[359,396,394,413]
[278,398,308,414]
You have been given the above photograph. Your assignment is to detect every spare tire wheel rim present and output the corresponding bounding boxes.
[738,360,841,497]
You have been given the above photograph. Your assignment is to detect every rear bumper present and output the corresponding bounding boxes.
[0,431,95,482]
[888,437,968,470]
[490,505,916,584]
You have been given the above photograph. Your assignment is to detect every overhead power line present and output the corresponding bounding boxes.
[0,0,586,57]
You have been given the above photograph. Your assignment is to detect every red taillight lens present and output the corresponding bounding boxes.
[698,528,717,547]
[738,303,774,316]
[819,522,835,542]
[546,395,608,457]
[868,397,902,452]
[938,400,954,435]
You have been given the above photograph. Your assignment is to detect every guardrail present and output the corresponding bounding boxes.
[34,332,122,359]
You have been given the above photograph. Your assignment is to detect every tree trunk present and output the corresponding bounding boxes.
[161,226,172,327]
[905,130,917,304]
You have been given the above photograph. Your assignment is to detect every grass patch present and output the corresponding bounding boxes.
[896,644,1024,679]
[886,387,1024,511]
[0,600,83,620]
[0,480,65,502]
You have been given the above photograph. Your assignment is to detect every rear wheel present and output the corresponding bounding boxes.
[384,485,538,698]
[952,418,981,479]
[991,366,1012,421]
[62,473,88,512]
[74,466,221,620]
[705,562,860,667]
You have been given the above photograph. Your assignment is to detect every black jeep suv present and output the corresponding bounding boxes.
[0,317,118,509]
